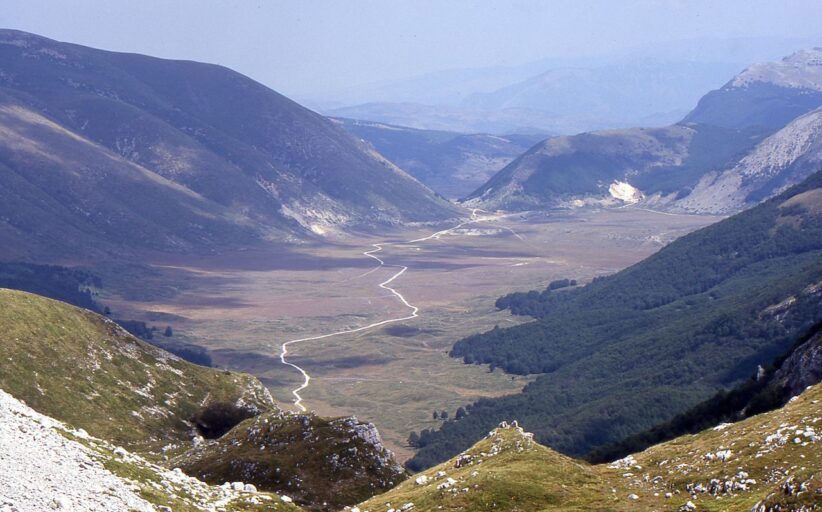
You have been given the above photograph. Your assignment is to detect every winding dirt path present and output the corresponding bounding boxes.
[278,209,506,412]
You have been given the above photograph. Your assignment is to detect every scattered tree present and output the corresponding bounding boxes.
[408,431,420,447]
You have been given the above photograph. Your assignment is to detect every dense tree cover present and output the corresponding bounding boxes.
[144,337,212,367]
[407,171,822,471]
[114,320,212,367]
[115,319,155,340]
[586,321,822,463]
[548,278,577,291]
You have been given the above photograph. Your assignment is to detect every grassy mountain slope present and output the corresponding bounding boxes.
[0,288,406,509]
[332,118,541,199]
[0,97,259,260]
[0,288,274,453]
[361,384,821,512]
[408,171,822,470]
[0,29,458,260]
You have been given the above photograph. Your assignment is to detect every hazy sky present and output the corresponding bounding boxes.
[2,0,821,98]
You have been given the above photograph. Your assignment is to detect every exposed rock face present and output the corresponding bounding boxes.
[175,412,406,511]
[731,48,822,92]
[349,418,388,453]
[673,108,822,213]
[773,328,822,397]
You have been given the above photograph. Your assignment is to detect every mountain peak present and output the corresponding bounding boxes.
[731,47,822,92]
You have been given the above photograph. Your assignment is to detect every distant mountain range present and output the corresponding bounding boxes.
[466,48,822,213]
[0,29,458,262]
[332,118,543,198]
[313,36,819,135]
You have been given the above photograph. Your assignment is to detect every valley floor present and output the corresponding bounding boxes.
[97,208,722,461]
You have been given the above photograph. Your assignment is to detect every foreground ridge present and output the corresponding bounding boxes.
[357,385,821,512]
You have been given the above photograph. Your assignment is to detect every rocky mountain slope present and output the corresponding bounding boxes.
[465,49,822,213]
[674,107,822,213]
[0,29,458,261]
[359,384,820,512]
[410,171,822,470]
[332,118,542,198]
[684,48,822,130]
[0,388,303,512]
[0,289,404,510]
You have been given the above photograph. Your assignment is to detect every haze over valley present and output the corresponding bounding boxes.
[0,2,820,511]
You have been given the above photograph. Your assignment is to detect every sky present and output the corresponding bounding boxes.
[2,0,821,98]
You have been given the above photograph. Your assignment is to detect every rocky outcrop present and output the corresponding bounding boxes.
[773,327,822,397]
[0,388,293,512]
[175,412,406,511]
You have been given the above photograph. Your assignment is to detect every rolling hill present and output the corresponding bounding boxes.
[408,170,822,470]
[0,29,459,261]
[465,49,822,213]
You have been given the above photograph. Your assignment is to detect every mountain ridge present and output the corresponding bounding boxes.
[359,384,821,512]
[464,49,822,213]
[0,29,460,261]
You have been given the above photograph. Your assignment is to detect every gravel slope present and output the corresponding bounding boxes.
[0,388,153,512]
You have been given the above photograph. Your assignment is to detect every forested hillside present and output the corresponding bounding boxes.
[407,170,822,470]
[586,320,822,462]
